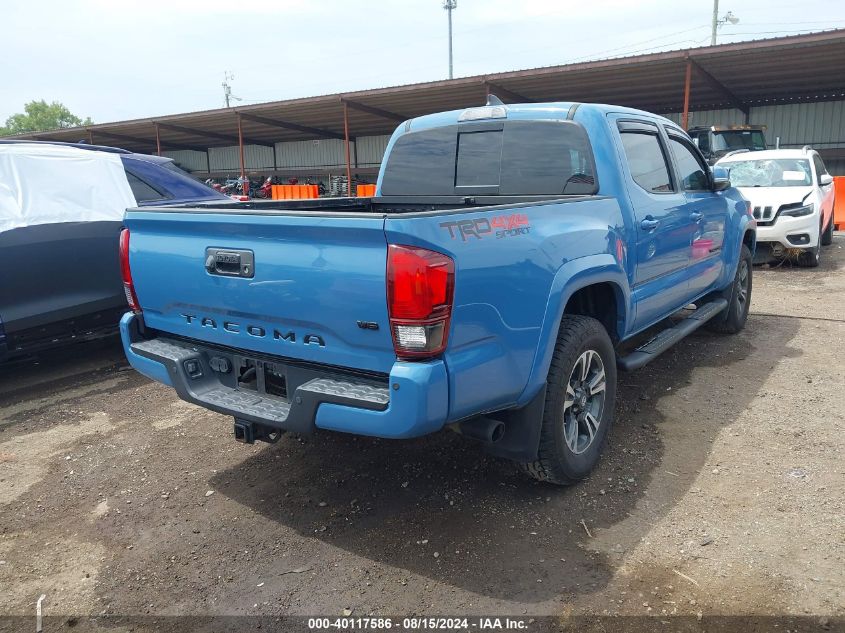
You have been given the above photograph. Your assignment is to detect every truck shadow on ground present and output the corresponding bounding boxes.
[212,317,800,603]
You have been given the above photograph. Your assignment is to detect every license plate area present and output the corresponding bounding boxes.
[130,334,391,435]
[264,364,288,399]
[234,357,288,402]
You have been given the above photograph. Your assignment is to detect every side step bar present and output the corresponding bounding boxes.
[617,299,728,371]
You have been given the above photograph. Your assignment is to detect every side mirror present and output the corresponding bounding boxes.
[711,165,731,191]
[819,173,833,186]
[713,177,731,192]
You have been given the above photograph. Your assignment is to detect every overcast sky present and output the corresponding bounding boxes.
[2,0,844,125]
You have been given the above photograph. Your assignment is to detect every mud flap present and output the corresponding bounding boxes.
[481,386,547,463]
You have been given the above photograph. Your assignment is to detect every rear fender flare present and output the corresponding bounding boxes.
[516,254,629,407]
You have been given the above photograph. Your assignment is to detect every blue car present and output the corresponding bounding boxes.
[0,140,231,361]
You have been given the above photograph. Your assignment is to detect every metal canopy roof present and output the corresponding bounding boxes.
[13,29,845,154]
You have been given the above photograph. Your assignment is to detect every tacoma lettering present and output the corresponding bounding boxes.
[179,314,324,347]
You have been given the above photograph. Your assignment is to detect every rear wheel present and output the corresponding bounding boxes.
[707,244,752,334]
[519,315,616,485]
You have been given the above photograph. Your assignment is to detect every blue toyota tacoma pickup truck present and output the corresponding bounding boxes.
[119,99,755,485]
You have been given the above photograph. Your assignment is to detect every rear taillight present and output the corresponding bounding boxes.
[119,228,140,312]
[387,244,455,360]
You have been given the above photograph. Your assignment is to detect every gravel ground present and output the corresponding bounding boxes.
[1,235,843,631]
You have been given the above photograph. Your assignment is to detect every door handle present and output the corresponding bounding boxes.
[640,218,660,231]
[690,212,703,222]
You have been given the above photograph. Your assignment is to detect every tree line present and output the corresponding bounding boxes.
[1,100,92,136]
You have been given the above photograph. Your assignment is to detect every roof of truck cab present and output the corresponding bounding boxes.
[404,102,678,133]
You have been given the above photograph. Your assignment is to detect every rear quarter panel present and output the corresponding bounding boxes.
[385,196,628,422]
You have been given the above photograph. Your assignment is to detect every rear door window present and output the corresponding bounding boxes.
[619,130,673,193]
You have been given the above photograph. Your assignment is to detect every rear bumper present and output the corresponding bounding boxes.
[120,312,449,439]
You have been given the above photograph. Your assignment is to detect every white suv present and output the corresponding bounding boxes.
[716,148,835,267]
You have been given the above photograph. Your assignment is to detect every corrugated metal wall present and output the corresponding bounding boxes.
[196,137,389,173]
[665,108,746,128]
[172,102,845,175]
[356,135,391,167]
[752,101,845,149]
[825,159,845,175]
[666,101,845,149]
[162,149,207,173]
[275,139,352,169]
[208,146,239,172]
[208,145,274,172]
[272,135,388,169]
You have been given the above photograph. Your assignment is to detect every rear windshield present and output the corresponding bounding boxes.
[121,156,228,204]
[380,120,598,196]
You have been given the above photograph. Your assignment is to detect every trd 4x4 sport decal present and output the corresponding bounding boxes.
[440,213,530,241]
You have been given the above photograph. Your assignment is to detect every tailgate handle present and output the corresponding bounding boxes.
[205,248,255,278]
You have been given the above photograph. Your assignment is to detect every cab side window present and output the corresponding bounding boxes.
[619,130,673,193]
[668,136,710,191]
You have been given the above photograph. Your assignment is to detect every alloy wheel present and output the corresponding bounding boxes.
[737,259,749,309]
[563,349,607,454]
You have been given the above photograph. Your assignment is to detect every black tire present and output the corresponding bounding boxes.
[518,315,616,485]
[707,244,752,334]
[821,214,834,246]
[797,244,820,268]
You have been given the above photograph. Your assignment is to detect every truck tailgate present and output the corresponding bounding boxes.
[124,211,395,374]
